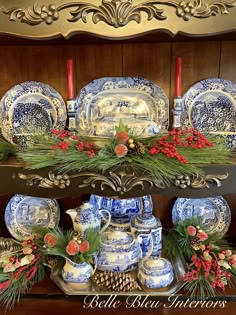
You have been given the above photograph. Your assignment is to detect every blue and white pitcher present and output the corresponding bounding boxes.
[62,258,96,289]
[66,201,111,234]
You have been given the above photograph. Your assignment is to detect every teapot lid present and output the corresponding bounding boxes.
[101,231,134,246]
[132,214,160,229]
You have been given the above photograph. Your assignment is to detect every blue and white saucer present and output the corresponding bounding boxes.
[172,196,231,237]
[4,194,60,241]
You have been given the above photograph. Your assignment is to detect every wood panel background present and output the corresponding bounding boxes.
[0,39,236,236]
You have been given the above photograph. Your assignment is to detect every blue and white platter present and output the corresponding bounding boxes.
[75,77,169,138]
[4,194,60,241]
[181,78,236,148]
[172,196,231,237]
[0,81,67,145]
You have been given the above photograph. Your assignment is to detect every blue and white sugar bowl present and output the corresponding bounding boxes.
[96,231,145,272]
[138,257,174,289]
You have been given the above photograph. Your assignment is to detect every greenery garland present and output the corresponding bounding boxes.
[16,123,231,187]
[0,228,100,310]
[0,237,46,310]
[165,218,236,299]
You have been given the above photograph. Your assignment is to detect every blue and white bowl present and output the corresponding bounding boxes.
[172,196,231,237]
[138,257,174,289]
[89,194,153,220]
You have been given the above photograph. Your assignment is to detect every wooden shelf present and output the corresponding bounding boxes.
[0,158,234,198]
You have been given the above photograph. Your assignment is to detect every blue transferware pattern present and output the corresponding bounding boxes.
[89,194,153,220]
[138,257,174,289]
[0,81,67,144]
[181,78,236,148]
[66,202,111,234]
[97,231,143,272]
[75,77,169,138]
[131,220,162,257]
[172,196,231,237]
[5,194,60,241]
[62,259,94,284]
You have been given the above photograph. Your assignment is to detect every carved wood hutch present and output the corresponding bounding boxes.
[0,1,236,314]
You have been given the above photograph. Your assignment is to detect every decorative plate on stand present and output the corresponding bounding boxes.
[181,78,236,148]
[172,196,231,237]
[75,77,169,138]
[0,81,67,145]
[4,194,60,241]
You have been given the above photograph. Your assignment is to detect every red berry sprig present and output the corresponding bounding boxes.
[149,128,214,164]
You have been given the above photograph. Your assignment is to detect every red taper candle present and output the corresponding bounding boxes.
[67,59,74,99]
[175,57,182,97]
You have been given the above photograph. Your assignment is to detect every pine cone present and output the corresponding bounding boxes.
[0,237,22,256]
[129,142,146,155]
[190,235,202,250]
[92,271,141,292]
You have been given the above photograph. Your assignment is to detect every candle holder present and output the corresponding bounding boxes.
[172,97,183,129]
[66,98,76,131]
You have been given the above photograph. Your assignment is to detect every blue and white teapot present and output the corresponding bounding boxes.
[96,230,153,273]
[66,202,111,234]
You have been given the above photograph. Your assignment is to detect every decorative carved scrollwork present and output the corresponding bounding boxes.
[1,0,236,27]
[173,173,229,189]
[76,170,165,193]
[18,170,164,194]
[18,172,71,188]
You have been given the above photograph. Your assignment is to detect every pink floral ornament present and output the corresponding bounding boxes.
[116,131,129,143]
[197,231,208,241]
[66,240,80,256]
[79,241,90,253]
[187,225,197,236]
[44,233,57,247]
[114,144,128,157]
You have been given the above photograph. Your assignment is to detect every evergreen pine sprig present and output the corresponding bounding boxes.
[33,226,101,264]
[165,218,236,299]
[17,127,232,188]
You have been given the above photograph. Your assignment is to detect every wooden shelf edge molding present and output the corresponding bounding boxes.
[0,0,236,40]
[0,160,234,198]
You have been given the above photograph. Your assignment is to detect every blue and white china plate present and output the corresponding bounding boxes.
[172,196,231,237]
[5,194,60,241]
[181,78,236,147]
[0,81,67,144]
[75,77,169,138]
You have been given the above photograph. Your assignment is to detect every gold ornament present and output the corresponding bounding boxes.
[129,143,135,149]
[92,271,141,292]
[127,138,134,144]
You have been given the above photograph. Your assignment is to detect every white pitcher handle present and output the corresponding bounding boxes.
[99,209,111,234]
[137,233,153,259]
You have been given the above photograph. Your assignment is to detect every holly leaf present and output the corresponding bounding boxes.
[115,119,129,133]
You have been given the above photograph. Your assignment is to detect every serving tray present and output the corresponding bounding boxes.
[50,250,187,296]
